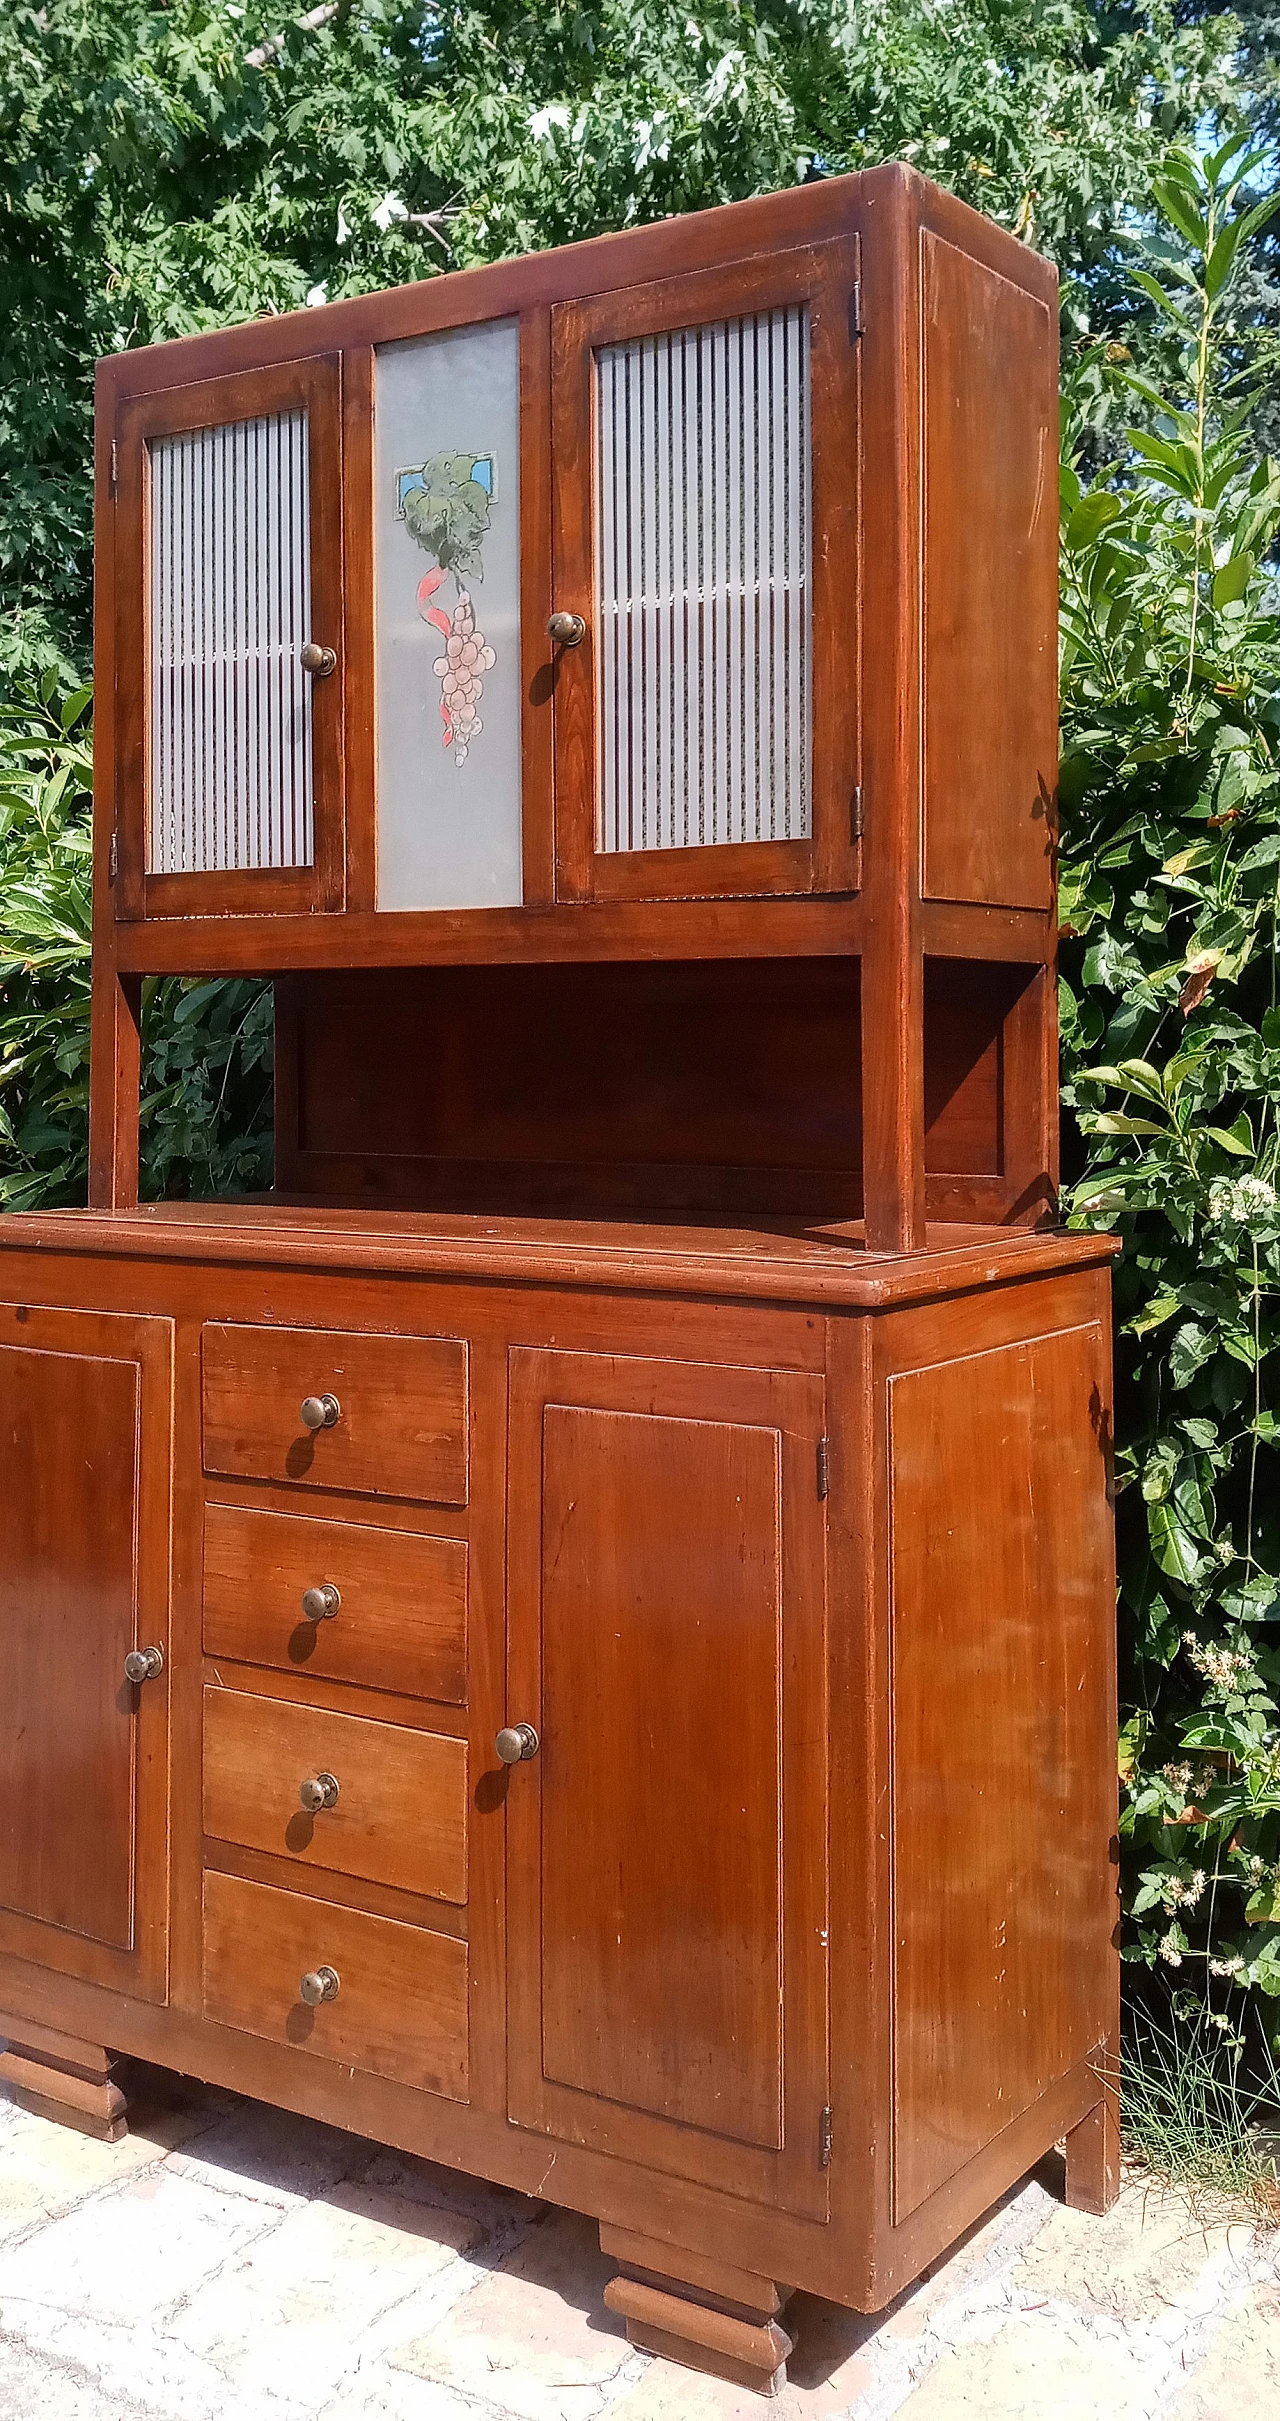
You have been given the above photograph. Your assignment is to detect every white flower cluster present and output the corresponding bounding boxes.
[1158,1929,1184,1966]
[1182,1630,1257,1692]
[1206,1174,1279,1234]
[1164,1869,1207,1910]
[1209,1954,1246,1978]
[433,593,496,767]
[1161,1759,1218,1803]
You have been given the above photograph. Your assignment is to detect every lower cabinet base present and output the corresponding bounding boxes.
[601,2222,796,2397]
[0,2012,127,2145]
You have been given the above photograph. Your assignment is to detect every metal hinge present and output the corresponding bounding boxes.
[109,832,118,884]
[110,439,118,495]
[850,785,863,844]
[816,1435,830,1501]
[848,282,864,341]
[819,2106,833,2169]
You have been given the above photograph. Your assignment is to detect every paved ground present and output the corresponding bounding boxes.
[0,2061,1276,2420]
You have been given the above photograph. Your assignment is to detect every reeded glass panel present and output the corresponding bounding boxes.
[595,307,811,855]
[149,412,313,875]
[374,319,522,911]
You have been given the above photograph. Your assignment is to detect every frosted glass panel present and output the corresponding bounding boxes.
[596,308,811,853]
[375,320,522,910]
[149,412,313,874]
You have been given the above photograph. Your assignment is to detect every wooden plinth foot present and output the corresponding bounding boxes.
[1063,2047,1120,2215]
[601,2223,794,2397]
[0,2012,127,2144]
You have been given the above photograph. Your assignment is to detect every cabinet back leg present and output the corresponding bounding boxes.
[0,2013,127,2145]
[1063,2040,1120,2215]
[600,2223,795,2397]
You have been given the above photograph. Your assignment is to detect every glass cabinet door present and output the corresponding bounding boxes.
[550,240,861,904]
[113,355,344,919]
[372,319,522,911]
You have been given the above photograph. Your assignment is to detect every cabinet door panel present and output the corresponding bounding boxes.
[0,1305,172,2000]
[506,1349,828,2217]
[551,241,861,905]
[113,355,345,922]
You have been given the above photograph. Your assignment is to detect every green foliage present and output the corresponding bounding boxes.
[1059,137,1280,2047]
[1121,1991,1280,2219]
[0,679,272,1205]
[404,454,494,577]
[0,0,1242,673]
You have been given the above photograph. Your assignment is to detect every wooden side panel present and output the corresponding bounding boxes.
[921,233,1057,909]
[202,1686,468,1903]
[203,1502,467,1705]
[540,1406,784,2148]
[506,1349,829,2219]
[201,1322,468,1504]
[0,1304,172,2001]
[889,1321,1115,2220]
[202,1869,468,2099]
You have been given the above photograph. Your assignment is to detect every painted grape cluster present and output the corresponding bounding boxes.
[432,593,496,767]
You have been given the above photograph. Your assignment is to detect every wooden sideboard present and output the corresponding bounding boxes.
[0,165,1120,2395]
[0,1205,1118,2391]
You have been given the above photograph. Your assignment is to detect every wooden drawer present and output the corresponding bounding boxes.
[203,1503,467,1704]
[202,1323,468,1503]
[202,1870,468,2099]
[203,1687,468,1904]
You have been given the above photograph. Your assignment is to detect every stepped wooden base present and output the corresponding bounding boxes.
[0,2012,127,2144]
[601,2223,795,2397]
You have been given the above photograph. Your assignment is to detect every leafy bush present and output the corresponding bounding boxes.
[1059,137,1280,2049]
[0,0,1241,676]
[0,676,272,1205]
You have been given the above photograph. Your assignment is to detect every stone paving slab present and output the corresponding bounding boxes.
[0,2058,1276,2421]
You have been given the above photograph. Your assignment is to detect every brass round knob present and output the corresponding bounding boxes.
[299,1394,341,1432]
[299,641,337,677]
[547,611,586,648]
[299,1966,340,2006]
[299,1772,340,1813]
[124,1645,164,1685]
[301,1583,341,1623]
[495,1722,539,1765]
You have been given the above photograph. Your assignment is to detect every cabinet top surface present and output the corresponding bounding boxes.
[0,1205,1118,1310]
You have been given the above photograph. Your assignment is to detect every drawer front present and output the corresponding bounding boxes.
[203,1869,468,2099]
[203,1503,467,1705]
[203,1687,468,1904]
[202,1323,468,1503]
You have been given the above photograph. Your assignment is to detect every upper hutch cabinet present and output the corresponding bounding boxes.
[98,165,1055,946]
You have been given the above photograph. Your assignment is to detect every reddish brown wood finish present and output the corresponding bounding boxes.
[201,1320,468,1502]
[202,1500,468,1703]
[0,2015,127,2143]
[887,1316,1116,2221]
[202,1684,469,1902]
[90,168,1062,1256]
[272,956,1045,1225]
[505,1347,829,2221]
[921,233,1058,908]
[201,1868,469,2099]
[0,1302,172,2002]
[17,164,1116,2404]
[0,1209,1119,2372]
[341,345,378,915]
